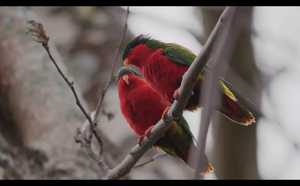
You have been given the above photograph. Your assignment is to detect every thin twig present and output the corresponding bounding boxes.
[90,6,130,163]
[133,152,168,169]
[26,19,105,171]
[26,20,95,130]
[89,5,130,164]
[26,7,131,178]
[93,6,130,125]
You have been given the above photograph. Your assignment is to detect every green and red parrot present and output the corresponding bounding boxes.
[117,67,214,174]
[121,34,255,126]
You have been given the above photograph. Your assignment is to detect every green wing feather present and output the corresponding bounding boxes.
[177,116,197,144]
[162,43,196,67]
[141,37,195,66]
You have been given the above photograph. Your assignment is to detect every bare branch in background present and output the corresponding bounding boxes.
[26,20,95,131]
[133,152,168,169]
[26,19,106,170]
[92,6,130,125]
[191,7,243,179]
[26,19,109,175]
[76,6,130,170]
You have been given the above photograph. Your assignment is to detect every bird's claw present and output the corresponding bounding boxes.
[173,88,194,102]
[137,136,144,147]
[162,106,181,121]
[137,125,155,147]
[162,106,171,121]
[144,125,155,138]
[173,88,180,101]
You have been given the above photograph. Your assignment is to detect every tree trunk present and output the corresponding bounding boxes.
[200,6,262,179]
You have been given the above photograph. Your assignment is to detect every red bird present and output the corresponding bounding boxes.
[122,34,255,126]
[117,67,213,174]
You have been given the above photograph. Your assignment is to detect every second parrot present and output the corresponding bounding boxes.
[117,67,213,174]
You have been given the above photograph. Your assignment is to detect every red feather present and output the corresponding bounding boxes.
[126,45,187,104]
[118,74,168,137]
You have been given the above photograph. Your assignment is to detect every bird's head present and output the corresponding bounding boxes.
[122,34,165,68]
[117,67,140,85]
[122,34,151,68]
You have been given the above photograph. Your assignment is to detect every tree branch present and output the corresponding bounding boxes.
[26,19,108,170]
[81,6,130,167]
[26,20,96,133]
[74,6,131,174]
[93,6,130,126]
